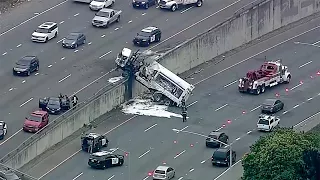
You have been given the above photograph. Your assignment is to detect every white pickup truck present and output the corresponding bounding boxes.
[92,8,121,28]
[159,0,203,12]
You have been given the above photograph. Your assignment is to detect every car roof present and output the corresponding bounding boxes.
[100,8,113,13]
[155,166,169,171]
[87,132,101,138]
[209,131,222,136]
[141,26,158,33]
[31,110,47,117]
[92,150,113,156]
[68,32,82,36]
[263,99,277,105]
[39,22,57,29]
[215,147,229,153]
[20,56,36,61]
[258,114,276,120]
[49,97,60,101]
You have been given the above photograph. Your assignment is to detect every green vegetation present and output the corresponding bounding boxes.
[242,128,320,180]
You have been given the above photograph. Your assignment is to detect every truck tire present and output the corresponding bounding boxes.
[196,0,203,7]
[171,4,177,11]
[163,98,172,106]
[284,75,291,84]
[261,85,265,93]
[153,92,162,102]
[255,86,261,95]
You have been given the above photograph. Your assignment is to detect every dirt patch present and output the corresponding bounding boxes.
[0,0,30,14]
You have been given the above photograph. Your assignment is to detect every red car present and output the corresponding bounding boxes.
[23,110,49,133]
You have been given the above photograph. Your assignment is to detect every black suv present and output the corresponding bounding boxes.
[205,131,228,148]
[13,56,39,76]
[133,26,161,46]
[212,147,236,167]
[132,0,157,9]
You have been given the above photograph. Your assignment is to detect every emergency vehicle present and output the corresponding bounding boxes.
[238,60,291,95]
[81,132,109,153]
[88,150,124,169]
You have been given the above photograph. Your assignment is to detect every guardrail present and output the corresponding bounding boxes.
[0,79,127,164]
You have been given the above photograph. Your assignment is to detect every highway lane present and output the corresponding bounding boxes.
[25,16,320,180]
[0,0,250,158]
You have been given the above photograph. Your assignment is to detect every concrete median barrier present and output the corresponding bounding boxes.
[0,80,127,170]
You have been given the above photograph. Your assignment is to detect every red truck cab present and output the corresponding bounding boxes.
[23,110,49,133]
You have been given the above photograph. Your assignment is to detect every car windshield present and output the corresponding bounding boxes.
[66,34,78,40]
[263,99,275,105]
[214,151,227,159]
[16,59,30,66]
[155,170,165,174]
[208,135,217,139]
[48,99,60,106]
[138,31,151,37]
[258,119,269,125]
[28,115,41,122]
[90,154,106,161]
[96,11,109,17]
[35,28,50,33]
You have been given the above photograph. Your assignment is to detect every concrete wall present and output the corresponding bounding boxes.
[157,0,320,75]
[0,80,127,169]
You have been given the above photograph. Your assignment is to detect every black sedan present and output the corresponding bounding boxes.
[39,97,70,114]
[261,99,284,113]
[13,56,39,76]
[62,32,86,49]
[132,0,157,9]
[0,121,7,140]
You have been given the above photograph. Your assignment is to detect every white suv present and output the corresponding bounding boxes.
[31,22,58,43]
[257,114,280,132]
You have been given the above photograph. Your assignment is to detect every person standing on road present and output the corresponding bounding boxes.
[181,97,187,122]
[72,95,79,109]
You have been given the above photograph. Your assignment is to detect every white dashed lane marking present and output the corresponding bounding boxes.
[299,61,312,68]
[142,13,146,16]
[114,28,119,31]
[60,21,64,24]
[57,38,64,43]
[74,49,78,53]
[16,44,22,48]
[144,124,157,132]
[58,74,71,83]
[88,42,92,45]
[2,52,7,56]
[101,34,105,38]
[215,104,228,111]
[250,105,261,112]
[99,50,112,59]
[128,20,132,23]
[138,150,151,159]
[22,80,26,83]
[107,175,115,180]
[61,57,65,60]
[35,72,39,76]
[174,150,186,159]
[8,88,13,91]
[73,13,79,17]
[48,64,53,68]
[223,80,237,88]
[19,97,34,107]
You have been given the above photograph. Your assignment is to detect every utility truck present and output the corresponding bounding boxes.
[238,60,291,95]
[115,48,195,106]
[159,0,203,12]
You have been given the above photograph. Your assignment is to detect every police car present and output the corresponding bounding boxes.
[81,132,109,153]
[88,150,124,169]
[133,26,161,46]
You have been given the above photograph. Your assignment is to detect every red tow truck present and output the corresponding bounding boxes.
[238,60,291,95]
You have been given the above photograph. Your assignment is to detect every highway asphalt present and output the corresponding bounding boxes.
[25,15,320,180]
[0,0,252,158]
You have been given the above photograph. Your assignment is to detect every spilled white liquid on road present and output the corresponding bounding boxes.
[122,99,182,118]
[108,76,124,83]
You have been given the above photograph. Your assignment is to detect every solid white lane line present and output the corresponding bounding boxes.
[187,101,198,108]
[99,50,112,59]
[16,44,22,48]
[144,124,157,132]
[56,38,65,43]
[48,64,53,68]
[215,104,228,111]
[107,175,115,180]
[213,160,242,180]
[0,0,69,37]
[58,74,71,83]
[71,68,116,96]
[290,84,302,90]
[138,150,151,159]
[299,61,312,68]
[181,6,193,14]
[19,98,34,107]
[174,150,186,159]
[22,80,26,83]
[250,105,261,112]
[224,80,237,88]
[74,13,79,17]
[72,172,83,180]
[60,21,64,24]
[2,52,7,55]
[0,129,22,146]
[149,0,242,50]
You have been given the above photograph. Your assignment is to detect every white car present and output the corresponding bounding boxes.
[153,166,175,180]
[257,114,280,132]
[31,22,58,43]
[89,0,115,10]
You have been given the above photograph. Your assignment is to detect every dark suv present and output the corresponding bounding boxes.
[13,56,39,76]
[205,131,228,148]
[212,147,236,167]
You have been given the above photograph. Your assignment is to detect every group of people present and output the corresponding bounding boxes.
[59,93,79,108]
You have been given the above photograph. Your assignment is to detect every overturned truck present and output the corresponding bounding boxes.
[115,48,195,107]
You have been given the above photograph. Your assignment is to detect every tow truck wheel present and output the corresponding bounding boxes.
[171,4,177,11]
[261,85,265,93]
[196,0,202,7]
[153,92,162,102]
[255,86,261,95]
[284,75,291,84]
[164,98,172,106]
